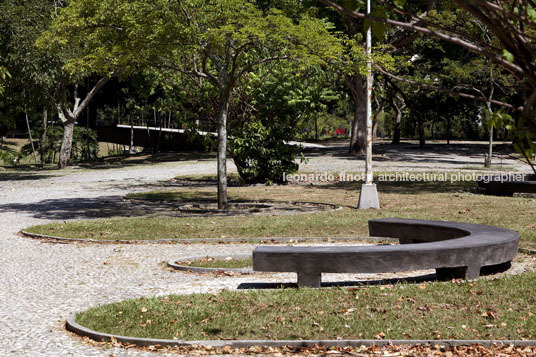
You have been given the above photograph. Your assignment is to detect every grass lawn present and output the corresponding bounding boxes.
[178,257,252,269]
[24,172,536,248]
[75,271,536,341]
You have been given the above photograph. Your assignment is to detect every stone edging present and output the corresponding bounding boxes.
[519,248,536,255]
[66,315,536,348]
[167,254,253,274]
[20,230,396,245]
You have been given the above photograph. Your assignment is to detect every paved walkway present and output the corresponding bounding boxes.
[0,143,532,356]
[0,160,259,356]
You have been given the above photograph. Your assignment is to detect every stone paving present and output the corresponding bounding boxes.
[0,144,533,356]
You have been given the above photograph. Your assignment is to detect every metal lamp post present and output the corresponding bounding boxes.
[358,0,380,209]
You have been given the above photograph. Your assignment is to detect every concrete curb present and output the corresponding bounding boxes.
[20,230,396,245]
[519,248,536,255]
[66,315,536,348]
[167,254,253,274]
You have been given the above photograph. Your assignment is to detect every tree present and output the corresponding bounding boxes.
[0,0,110,168]
[229,62,339,183]
[316,0,536,157]
[42,0,342,208]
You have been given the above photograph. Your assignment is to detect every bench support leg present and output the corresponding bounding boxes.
[297,271,321,288]
[436,265,481,280]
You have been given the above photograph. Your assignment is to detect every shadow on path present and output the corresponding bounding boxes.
[0,195,202,220]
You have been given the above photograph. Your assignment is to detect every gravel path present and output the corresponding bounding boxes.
[0,144,533,356]
[0,160,257,356]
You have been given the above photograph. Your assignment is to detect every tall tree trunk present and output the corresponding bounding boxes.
[446,116,451,145]
[40,107,48,164]
[217,92,230,209]
[129,116,134,153]
[345,75,367,155]
[25,112,38,164]
[418,118,425,148]
[372,99,383,140]
[391,95,405,144]
[56,76,110,169]
[59,121,75,168]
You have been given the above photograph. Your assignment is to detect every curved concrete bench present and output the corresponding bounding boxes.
[477,174,536,196]
[253,218,519,287]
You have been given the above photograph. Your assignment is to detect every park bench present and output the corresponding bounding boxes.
[252,218,519,287]
[477,174,536,196]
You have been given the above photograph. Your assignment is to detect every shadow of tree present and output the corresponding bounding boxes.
[79,152,216,170]
[303,142,517,168]
[0,194,216,220]
[303,179,474,195]
[0,172,55,182]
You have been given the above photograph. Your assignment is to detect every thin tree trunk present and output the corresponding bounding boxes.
[447,116,451,145]
[485,126,493,167]
[129,117,134,154]
[41,107,48,164]
[86,102,90,161]
[391,95,404,144]
[145,111,152,153]
[217,92,230,209]
[315,116,318,141]
[157,110,162,153]
[485,84,495,167]
[372,99,383,140]
[59,121,75,168]
[56,76,110,168]
[25,112,38,164]
[419,118,425,148]
[521,149,536,175]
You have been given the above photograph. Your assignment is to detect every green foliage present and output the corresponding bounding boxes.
[0,146,22,166]
[0,0,62,111]
[298,112,349,140]
[229,64,336,184]
[229,121,301,185]
[39,0,343,79]
[21,126,99,164]
[0,66,10,94]
[489,110,536,159]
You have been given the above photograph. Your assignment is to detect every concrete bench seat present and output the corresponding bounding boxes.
[252,218,519,287]
[477,174,536,196]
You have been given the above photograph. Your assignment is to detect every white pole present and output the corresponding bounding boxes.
[365,0,373,185]
[358,0,380,209]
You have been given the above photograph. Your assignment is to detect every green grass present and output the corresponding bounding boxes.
[24,174,536,248]
[75,272,536,341]
[178,257,252,269]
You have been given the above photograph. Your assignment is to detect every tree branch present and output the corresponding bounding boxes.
[375,65,516,110]
[315,0,529,80]
[72,76,111,119]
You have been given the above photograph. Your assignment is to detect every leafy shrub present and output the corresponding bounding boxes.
[0,147,22,166]
[21,126,98,163]
[229,121,302,184]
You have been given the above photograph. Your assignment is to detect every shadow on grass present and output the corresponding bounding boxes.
[303,180,474,195]
[237,274,436,289]
[238,263,512,289]
[79,151,215,170]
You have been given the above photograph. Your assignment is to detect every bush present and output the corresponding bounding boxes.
[21,126,99,164]
[0,147,22,166]
[229,121,302,184]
